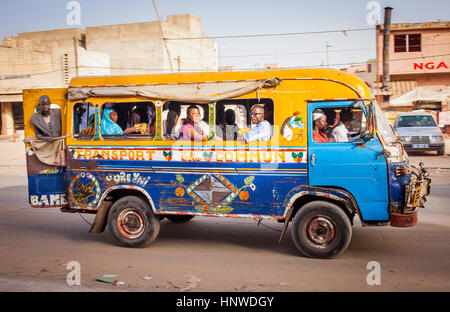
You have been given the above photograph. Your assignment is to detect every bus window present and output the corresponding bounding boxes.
[163,101,210,141]
[312,107,364,143]
[216,98,274,142]
[73,102,94,139]
[100,101,156,140]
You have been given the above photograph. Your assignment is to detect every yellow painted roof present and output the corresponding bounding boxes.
[69,68,370,97]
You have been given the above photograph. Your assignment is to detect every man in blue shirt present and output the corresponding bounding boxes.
[242,105,273,142]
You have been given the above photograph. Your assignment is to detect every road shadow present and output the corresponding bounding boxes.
[157,217,299,257]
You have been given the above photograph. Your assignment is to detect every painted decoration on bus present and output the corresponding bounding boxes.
[104,171,151,187]
[69,148,307,164]
[69,172,101,207]
[30,193,68,208]
[173,174,256,213]
[281,110,305,142]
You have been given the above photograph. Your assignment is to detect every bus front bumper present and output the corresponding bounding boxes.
[389,164,431,227]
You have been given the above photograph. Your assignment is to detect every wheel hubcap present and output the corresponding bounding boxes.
[306,216,335,245]
[118,208,145,239]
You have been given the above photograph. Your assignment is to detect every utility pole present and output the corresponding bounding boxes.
[73,37,79,77]
[382,7,393,106]
[152,0,174,72]
[325,43,332,67]
[175,55,181,72]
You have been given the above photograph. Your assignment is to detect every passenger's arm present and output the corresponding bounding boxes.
[188,127,207,141]
[31,121,55,143]
[243,122,272,142]
[124,127,137,135]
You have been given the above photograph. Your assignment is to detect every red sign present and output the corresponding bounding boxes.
[413,61,449,70]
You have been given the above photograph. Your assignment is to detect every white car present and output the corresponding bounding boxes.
[394,112,445,156]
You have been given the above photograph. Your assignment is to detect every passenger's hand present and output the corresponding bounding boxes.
[43,136,55,143]
[238,128,250,136]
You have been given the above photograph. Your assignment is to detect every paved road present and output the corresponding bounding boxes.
[0,141,449,292]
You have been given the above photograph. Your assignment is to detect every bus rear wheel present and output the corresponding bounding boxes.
[291,201,352,258]
[107,196,160,248]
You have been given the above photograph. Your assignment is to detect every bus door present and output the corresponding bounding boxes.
[307,100,389,221]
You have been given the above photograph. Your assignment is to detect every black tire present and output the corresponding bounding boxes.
[290,200,352,259]
[165,214,195,223]
[107,196,160,248]
[437,148,444,156]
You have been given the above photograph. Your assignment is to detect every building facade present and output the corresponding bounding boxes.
[376,21,450,112]
[0,14,218,137]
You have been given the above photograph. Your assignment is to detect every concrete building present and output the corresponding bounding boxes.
[340,59,377,92]
[376,21,450,112]
[0,14,218,138]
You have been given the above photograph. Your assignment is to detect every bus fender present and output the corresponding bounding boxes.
[278,186,360,243]
[89,185,156,233]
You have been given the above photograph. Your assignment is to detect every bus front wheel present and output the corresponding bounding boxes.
[107,196,160,248]
[291,201,352,259]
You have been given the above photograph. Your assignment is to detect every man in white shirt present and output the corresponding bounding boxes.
[329,108,354,143]
[243,105,273,142]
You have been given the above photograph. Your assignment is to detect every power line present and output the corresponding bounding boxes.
[166,27,374,40]
[78,53,450,71]
[179,47,377,60]
[3,52,449,78]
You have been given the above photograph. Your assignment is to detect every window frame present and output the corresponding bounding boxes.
[311,106,365,144]
[162,101,211,142]
[394,33,421,53]
[72,102,95,141]
[99,100,157,141]
[214,98,275,142]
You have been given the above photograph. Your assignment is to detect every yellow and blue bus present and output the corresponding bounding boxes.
[23,68,431,258]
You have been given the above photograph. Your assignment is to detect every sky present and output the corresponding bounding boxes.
[1,0,449,70]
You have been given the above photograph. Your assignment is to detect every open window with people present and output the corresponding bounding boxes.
[215,98,274,143]
[100,101,156,140]
[73,102,95,139]
[163,101,210,141]
[312,106,365,143]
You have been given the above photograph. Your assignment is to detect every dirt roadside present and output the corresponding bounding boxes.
[0,139,449,292]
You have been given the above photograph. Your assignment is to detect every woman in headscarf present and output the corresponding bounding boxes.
[101,108,124,135]
[312,109,329,143]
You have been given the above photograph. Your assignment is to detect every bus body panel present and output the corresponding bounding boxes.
[24,69,399,223]
[307,101,389,221]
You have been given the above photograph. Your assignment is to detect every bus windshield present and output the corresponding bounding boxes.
[373,101,396,144]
